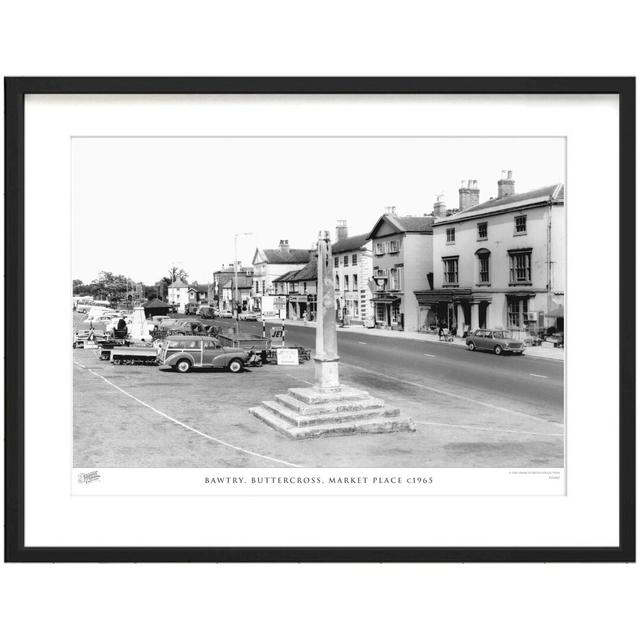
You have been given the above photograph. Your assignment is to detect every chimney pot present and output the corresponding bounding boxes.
[433,194,447,217]
[497,170,515,198]
[335,219,348,241]
[458,178,480,211]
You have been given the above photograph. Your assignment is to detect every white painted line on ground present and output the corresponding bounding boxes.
[529,373,548,379]
[423,354,436,358]
[341,362,563,427]
[74,362,301,468]
[358,341,367,345]
[416,421,564,438]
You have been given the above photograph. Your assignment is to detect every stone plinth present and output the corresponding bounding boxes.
[249,385,415,440]
[314,356,340,390]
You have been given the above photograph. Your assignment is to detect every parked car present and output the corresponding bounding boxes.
[167,320,208,336]
[198,306,217,319]
[466,329,525,355]
[157,335,251,373]
[220,310,233,318]
[238,311,259,321]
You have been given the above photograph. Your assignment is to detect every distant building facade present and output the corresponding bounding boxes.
[331,221,373,326]
[273,259,318,320]
[367,209,434,331]
[251,240,312,312]
[220,274,253,312]
[167,280,210,312]
[167,278,189,312]
[418,172,565,339]
[212,263,254,311]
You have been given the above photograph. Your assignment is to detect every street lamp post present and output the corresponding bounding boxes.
[234,232,253,334]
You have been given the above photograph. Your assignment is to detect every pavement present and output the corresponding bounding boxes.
[73,313,564,469]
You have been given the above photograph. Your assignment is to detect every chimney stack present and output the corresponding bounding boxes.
[432,194,447,217]
[497,170,515,199]
[459,179,480,211]
[336,220,348,242]
[279,239,290,252]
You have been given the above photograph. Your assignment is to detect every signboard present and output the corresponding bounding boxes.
[289,295,308,303]
[276,348,299,366]
[261,295,287,320]
[270,327,284,339]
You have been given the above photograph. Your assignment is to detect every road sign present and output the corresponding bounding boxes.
[276,348,299,366]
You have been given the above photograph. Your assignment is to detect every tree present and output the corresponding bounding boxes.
[73,279,94,296]
[90,271,131,302]
[168,266,189,284]
[144,286,158,301]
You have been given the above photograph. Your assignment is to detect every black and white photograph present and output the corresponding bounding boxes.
[2,3,638,639]
[6,77,632,563]
[71,136,566,478]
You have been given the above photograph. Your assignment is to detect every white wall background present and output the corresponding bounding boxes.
[1,2,638,640]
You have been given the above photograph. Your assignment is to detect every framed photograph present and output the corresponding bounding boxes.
[5,77,635,562]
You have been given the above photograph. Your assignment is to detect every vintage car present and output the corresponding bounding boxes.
[238,311,259,321]
[220,310,234,319]
[465,329,525,355]
[166,320,208,336]
[157,335,251,373]
[198,306,217,319]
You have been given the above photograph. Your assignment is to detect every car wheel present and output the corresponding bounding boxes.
[228,359,243,373]
[494,345,503,356]
[468,342,476,351]
[176,359,191,373]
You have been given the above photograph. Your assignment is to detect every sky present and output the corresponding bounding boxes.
[71,136,565,284]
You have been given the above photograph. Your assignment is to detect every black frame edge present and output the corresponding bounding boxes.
[5,77,26,562]
[4,76,636,563]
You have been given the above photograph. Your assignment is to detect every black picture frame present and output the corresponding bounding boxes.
[4,77,636,563]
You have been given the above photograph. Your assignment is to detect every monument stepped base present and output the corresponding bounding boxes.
[249,385,415,439]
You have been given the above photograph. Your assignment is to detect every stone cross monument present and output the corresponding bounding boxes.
[314,230,340,390]
[250,231,414,439]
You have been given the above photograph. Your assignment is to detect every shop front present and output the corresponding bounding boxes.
[288,294,317,321]
[339,291,361,325]
[415,290,493,337]
[372,294,403,330]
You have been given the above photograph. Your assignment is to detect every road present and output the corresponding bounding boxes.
[237,320,564,424]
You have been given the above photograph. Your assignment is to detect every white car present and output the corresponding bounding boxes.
[238,311,259,321]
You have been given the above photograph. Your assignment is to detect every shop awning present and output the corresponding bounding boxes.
[373,296,400,304]
[414,289,472,305]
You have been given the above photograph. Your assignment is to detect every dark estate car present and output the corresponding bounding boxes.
[157,335,251,373]
[465,329,526,355]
